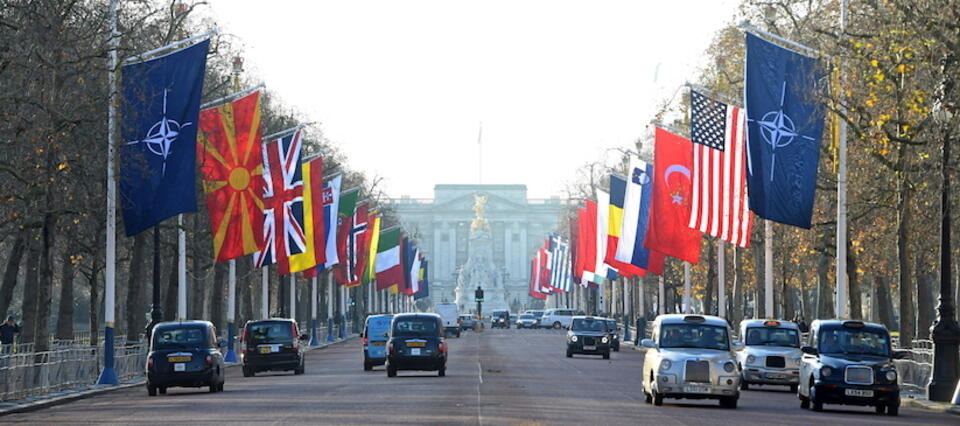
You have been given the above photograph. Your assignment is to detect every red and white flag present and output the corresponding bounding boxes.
[688,90,754,248]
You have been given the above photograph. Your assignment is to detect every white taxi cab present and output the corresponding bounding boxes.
[736,319,802,392]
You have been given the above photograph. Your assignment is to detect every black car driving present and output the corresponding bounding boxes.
[386,313,447,377]
[566,316,611,359]
[145,321,226,396]
[240,318,308,376]
[490,310,510,329]
[798,320,905,415]
[603,319,621,352]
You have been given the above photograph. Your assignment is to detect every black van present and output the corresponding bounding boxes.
[145,321,225,396]
[241,318,308,376]
[386,313,447,377]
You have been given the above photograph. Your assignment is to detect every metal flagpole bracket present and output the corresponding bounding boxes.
[649,121,689,139]
[684,82,743,109]
[738,21,826,59]
[262,123,313,142]
[200,83,266,110]
[123,29,219,65]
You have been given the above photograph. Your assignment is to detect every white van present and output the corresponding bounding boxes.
[434,303,461,337]
[540,309,577,329]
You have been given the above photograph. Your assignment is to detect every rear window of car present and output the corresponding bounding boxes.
[520,315,534,319]
[393,318,439,336]
[153,326,206,349]
[248,322,293,343]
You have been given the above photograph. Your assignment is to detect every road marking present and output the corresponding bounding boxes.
[476,335,484,426]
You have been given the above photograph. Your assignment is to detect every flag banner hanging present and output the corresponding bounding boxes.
[120,39,210,236]
[414,259,430,300]
[689,90,754,247]
[375,228,402,291]
[745,32,825,229]
[529,257,546,300]
[197,90,264,262]
[408,247,422,295]
[395,235,411,295]
[345,202,370,287]
[615,158,653,275]
[321,175,342,269]
[569,211,581,282]
[334,189,359,285]
[645,127,703,264]
[592,190,613,284]
[579,202,598,284]
[605,175,641,276]
[288,157,324,273]
[254,130,306,273]
[363,213,381,285]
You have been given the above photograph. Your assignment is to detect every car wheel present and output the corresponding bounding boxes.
[799,392,810,409]
[209,382,218,393]
[720,396,738,409]
[243,367,253,377]
[875,404,886,414]
[159,387,167,395]
[387,364,397,377]
[810,383,823,412]
[566,349,572,358]
[147,385,157,397]
[740,379,749,390]
[553,322,562,329]
[653,390,664,406]
[887,404,899,416]
[789,384,798,393]
[457,330,461,338]
[613,344,619,352]
[218,381,225,392]
[364,361,372,371]
[644,391,652,404]
[438,365,446,377]
[602,351,610,360]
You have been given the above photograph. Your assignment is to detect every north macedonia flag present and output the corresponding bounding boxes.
[197,91,265,262]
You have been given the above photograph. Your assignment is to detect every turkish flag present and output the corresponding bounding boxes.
[579,201,598,281]
[644,127,702,264]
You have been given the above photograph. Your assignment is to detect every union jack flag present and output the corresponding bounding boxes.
[254,130,305,274]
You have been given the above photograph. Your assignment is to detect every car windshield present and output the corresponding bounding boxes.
[744,327,800,348]
[571,318,608,332]
[605,320,617,331]
[393,318,439,337]
[248,322,293,344]
[492,312,507,318]
[818,327,890,356]
[659,323,729,350]
[153,326,206,349]
[520,315,534,320]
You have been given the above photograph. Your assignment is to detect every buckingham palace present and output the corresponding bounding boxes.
[390,184,568,313]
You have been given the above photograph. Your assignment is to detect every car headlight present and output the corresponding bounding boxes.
[746,355,756,364]
[571,336,578,342]
[723,361,736,373]
[791,357,802,365]
[821,366,833,377]
[659,359,672,372]
[885,370,897,382]
[601,336,609,343]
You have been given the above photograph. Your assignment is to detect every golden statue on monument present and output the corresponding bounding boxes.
[470,194,490,233]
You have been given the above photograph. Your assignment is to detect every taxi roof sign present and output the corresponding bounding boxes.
[683,315,705,323]
[763,320,781,327]
[842,320,865,328]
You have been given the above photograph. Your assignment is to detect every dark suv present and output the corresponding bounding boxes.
[604,319,621,351]
[566,316,611,359]
[145,321,225,396]
[490,310,510,329]
[240,319,308,376]
[798,320,906,415]
[386,313,447,377]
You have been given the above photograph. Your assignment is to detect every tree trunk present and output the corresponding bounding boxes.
[124,233,147,341]
[0,228,27,318]
[87,255,101,347]
[190,215,205,320]
[753,240,765,318]
[704,242,716,315]
[875,275,896,330]
[21,231,40,344]
[732,247,742,326]
[847,237,862,320]
[34,213,57,353]
[897,181,915,348]
[55,244,76,340]
[211,261,226,331]
[817,254,834,319]
[916,271,935,339]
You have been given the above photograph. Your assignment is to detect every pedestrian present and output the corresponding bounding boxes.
[1,315,21,353]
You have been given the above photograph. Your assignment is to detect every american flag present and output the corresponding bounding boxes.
[688,90,754,248]
[254,130,306,272]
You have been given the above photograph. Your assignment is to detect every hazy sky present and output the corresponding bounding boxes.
[203,0,740,199]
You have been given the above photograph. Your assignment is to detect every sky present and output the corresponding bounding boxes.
[203,0,740,199]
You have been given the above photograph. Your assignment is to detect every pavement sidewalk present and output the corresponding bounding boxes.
[0,335,356,417]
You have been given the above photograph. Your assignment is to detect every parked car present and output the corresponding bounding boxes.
[566,316,612,359]
[362,314,394,371]
[603,318,621,351]
[516,314,537,329]
[490,310,510,329]
[434,303,461,337]
[541,308,577,329]
[798,319,905,415]
[240,318,308,377]
[145,320,226,396]
[737,319,802,391]
[641,314,742,408]
[386,313,447,377]
[459,314,477,331]
[527,310,545,327]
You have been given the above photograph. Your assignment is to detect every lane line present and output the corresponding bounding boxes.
[476,333,483,426]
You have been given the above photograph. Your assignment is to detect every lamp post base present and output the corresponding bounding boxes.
[97,326,119,386]
[928,318,960,402]
[224,321,237,363]
[326,317,335,342]
[310,319,319,346]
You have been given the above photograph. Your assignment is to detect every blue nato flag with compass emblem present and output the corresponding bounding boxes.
[119,40,209,236]
[744,32,825,229]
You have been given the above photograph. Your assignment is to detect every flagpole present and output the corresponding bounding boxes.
[225,259,237,362]
[683,262,692,314]
[122,30,218,65]
[261,267,269,319]
[289,274,296,320]
[310,275,319,346]
[97,0,120,386]
[835,0,849,320]
[658,275,665,315]
[177,215,187,320]
[765,220,774,318]
[327,272,335,342]
[718,240,726,318]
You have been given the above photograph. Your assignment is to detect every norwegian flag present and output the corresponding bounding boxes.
[345,202,369,286]
[688,90,754,248]
[254,130,306,274]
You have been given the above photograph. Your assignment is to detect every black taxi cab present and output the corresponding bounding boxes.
[385,313,447,377]
[566,316,611,359]
[798,319,906,415]
[240,318,308,376]
[145,321,225,396]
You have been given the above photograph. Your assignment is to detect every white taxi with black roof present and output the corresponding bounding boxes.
[641,314,743,408]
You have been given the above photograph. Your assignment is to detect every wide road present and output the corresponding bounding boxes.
[3,327,957,425]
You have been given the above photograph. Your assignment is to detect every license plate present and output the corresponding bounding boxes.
[167,355,191,363]
[684,385,710,393]
[174,363,185,372]
[410,348,421,356]
[845,389,874,397]
[259,346,271,354]
[372,341,386,347]
[766,373,785,379]
[583,345,596,350]
[406,341,426,347]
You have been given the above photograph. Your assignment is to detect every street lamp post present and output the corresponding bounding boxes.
[928,53,960,403]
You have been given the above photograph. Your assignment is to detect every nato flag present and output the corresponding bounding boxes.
[744,33,825,229]
[119,39,210,236]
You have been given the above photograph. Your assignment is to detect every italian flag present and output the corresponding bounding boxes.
[375,228,402,291]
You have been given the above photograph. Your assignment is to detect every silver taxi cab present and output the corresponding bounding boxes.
[736,319,802,392]
[641,314,743,408]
